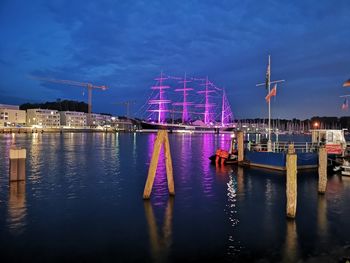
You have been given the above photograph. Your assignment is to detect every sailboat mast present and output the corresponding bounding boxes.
[221,89,225,126]
[204,76,209,124]
[267,55,272,151]
[182,73,188,123]
[173,73,193,124]
[149,72,171,124]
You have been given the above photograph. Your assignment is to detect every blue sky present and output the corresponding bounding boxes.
[0,0,349,119]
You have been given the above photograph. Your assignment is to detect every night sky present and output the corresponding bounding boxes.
[0,0,349,119]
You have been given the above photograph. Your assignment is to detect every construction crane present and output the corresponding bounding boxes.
[31,76,107,126]
[114,101,135,118]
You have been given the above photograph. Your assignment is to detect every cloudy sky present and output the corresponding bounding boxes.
[0,0,349,119]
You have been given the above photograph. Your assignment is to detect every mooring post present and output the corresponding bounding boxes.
[318,146,327,194]
[286,144,297,219]
[9,147,26,182]
[164,132,175,196]
[237,131,244,162]
[143,130,175,199]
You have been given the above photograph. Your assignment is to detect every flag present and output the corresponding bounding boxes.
[343,79,350,87]
[265,84,277,103]
[265,85,276,103]
[341,98,348,110]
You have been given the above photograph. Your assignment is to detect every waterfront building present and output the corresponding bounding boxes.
[60,111,86,127]
[0,104,26,127]
[26,109,60,127]
[90,113,112,126]
[112,118,134,131]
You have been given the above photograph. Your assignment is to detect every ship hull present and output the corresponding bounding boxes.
[140,121,235,133]
[244,151,318,171]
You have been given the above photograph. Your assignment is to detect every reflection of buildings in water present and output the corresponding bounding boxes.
[144,197,174,263]
[7,182,27,235]
[30,133,42,182]
[282,219,299,263]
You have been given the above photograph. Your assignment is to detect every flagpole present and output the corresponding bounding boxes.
[256,55,284,152]
[268,55,272,152]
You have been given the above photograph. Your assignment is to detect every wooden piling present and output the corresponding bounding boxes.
[164,132,175,196]
[237,131,244,162]
[143,130,175,199]
[318,146,327,194]
[9,147,26,182]
[286,144,297,219]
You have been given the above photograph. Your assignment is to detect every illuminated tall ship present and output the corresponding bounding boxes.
[140,72,235,132]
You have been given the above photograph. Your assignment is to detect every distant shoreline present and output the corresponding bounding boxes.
[0,127,234,134]
[0,127,133,133]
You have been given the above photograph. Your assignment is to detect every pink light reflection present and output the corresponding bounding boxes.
[201,134,214,197]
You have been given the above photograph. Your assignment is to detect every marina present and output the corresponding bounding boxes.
[2,132,350,262]
[1,0,350,262]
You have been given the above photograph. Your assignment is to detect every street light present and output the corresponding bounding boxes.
[313,122,319,129]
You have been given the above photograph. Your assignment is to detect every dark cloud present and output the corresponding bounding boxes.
[0,0,349,117]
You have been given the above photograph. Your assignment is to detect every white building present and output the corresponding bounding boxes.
[26,109,60,128]
[90,113,112,126]
[0,104,26,127]
[60,111,86,127]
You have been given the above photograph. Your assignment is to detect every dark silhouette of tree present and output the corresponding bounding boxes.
[20,100,88,112]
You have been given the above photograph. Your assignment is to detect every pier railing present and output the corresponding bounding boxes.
[246,141,320,153]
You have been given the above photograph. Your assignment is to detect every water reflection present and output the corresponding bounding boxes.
[144,197,174,263]
[7,182,27,235]
[282,219,298,262]
[201,134,214,197]
[317,195,328,241]
[218,134,230,150]
[226,171,240,256]
[132,132,137,164]
[179,134,192,185]
[263,178,274,237]
[236,167,245,199]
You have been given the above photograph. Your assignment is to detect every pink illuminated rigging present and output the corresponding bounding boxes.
[143,73,235,126]
[196,77,216,125]
[173,73,193,123]
[148,72,171,123]
[221,89,234,126]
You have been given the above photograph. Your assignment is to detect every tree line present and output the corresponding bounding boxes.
[20,100,88,113]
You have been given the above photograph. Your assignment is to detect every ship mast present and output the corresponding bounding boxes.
[149,72,171,123]
[256,55,285,152]
[173,73,193,123]
[197,76,215,125]
[221,88,225,125]
[221,88,234,127]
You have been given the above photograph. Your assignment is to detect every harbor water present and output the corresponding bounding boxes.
[1,132,350,262]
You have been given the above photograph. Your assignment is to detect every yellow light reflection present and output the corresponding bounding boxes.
[7,182,27,235]
[144,197,174,263]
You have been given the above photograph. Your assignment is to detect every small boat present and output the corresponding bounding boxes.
[209,150,238,165]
